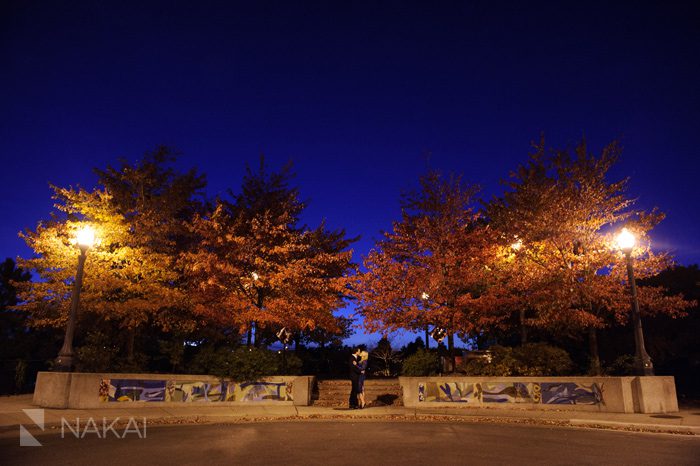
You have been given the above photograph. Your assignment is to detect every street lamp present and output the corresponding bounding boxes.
[247,271,261,347]
[430,326,448,375]
[277,327,292,372]
[509,238,527,344]
[615,228,654,376]
[55,225,95,371]
[420,292,430,349]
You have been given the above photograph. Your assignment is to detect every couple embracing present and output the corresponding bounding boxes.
[348,347,369,409]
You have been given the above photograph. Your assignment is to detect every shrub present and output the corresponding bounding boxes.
[462,346,519,376]
[278,351,303,375]
[514,343,574,376]
[606,354,637,375]
[188,345,230,377]
[462,343,573,376]
[402,348,439,376]
[225,348,281,381]
[75,330,119,372]
[112,353,149,373]
[190,346,295,381]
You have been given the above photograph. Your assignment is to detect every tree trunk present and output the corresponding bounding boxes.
[425,325,430,350]
[170,336,183,372]
[520,308,528,346]
[588,326,602,375]
[126,328,135,363]
[447,333,456,373]
[254,322,262,348]
[246,324,253,348]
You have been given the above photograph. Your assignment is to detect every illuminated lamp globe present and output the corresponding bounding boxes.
[616,228,636,252]
[75,226,96,249]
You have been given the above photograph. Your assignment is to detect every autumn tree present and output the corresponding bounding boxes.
[487,137,691,374]
[16,148,206,364]
[0,258,42,393]
[94,146,206,257]
[355,171,504,368]
[370,337,402,377]
[298,315,355,349]
[0,258,31,340]
[185,159,356,347]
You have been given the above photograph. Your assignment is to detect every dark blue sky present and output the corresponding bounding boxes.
[2,1,699,346]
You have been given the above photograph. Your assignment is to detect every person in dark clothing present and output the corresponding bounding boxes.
[348,347,363,409]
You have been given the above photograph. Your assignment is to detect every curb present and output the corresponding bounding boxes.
[569,418,700,434]
[2,408,699,437]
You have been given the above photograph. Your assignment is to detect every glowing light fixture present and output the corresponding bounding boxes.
[616,228,635,251]
[75,225,96,249]
[430,327,447,343]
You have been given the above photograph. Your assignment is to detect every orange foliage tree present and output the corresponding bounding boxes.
[184,160,356,346]
[355,171,505,366]
[487,138,691,373]
[16,148,207,360]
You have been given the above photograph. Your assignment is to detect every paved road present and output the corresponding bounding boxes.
[3,421,700,465]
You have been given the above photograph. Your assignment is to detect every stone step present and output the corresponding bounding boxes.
[314,386,401,395]
[312,393,402,407]
[318,377,399,384]
[315,392,400,398]
[314,393,403,401]
[316,385,401,391]
[311,400,347,407]
[315,383,401,389]
[312,378,403,406]
[316,380,400,388]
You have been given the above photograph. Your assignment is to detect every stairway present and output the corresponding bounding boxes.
[312,378,403,407]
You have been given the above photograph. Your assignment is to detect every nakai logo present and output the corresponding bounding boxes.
[19,409,148,446]
[20,409,44,447]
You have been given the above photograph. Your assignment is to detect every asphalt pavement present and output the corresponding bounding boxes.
[3,421,700,466]
[2,394,700,438]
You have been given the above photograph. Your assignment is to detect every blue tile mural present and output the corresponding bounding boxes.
[417,380,603,405]
[100,378,292,403]
[539,382,602,405]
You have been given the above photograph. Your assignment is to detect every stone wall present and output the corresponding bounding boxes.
[399,376,678,414]
[33,372,315,409]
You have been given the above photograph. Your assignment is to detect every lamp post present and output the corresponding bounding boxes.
[430,327,448,375]
[421,292,430,349]
[247,271,260,347]
[615,228,654,376]
[510,239,527,345]
[277,327,292,372]
[55,225,95,372]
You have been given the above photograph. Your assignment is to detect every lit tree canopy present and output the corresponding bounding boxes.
[487,137,691,371]
[184,159,357,340]
[16,148,206,333]
[488,137,688,329]
[355,171,504,341]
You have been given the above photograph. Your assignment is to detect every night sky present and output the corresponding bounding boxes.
[2,1,699,345]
